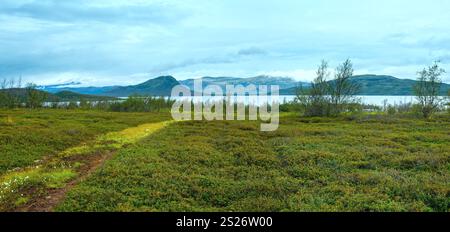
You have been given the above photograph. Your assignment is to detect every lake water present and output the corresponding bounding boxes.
[172,95,420,106]
[292,95,418,106]
[49,95,446,108]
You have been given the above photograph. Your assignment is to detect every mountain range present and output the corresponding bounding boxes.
[103,76,180,97]
[40,74,450,97]
[179,75,308,91]
[281,75,450,96]
[0,88,116,102]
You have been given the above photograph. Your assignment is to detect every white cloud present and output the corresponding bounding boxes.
[25,71,155,86]
[0,0,449,84]
[261,69,317,82]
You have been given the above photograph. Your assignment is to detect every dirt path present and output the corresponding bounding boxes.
[16,152,114,212]
[11,121,173,212]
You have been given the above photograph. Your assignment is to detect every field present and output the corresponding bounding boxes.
[1,109,449,212]
[0,109,170,210]
[0,109,171,173]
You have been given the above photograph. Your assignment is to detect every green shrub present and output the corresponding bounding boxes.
[58,115,450,212]
[387,105,396,115]
[109,95,174,112]
[67,101,78,109]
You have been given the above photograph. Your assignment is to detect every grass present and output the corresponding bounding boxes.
[57,113,449,212]
[0,122,172,210]
[0,109,171,174]
[0,108,448,212]
[0,168,76,207]
[60,120,174,157]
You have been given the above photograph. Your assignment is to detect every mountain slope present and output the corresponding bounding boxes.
[180,75,306,91]
[37,74,450,97]
[54,91,116,101]
[280,75,450,96]
[0,89,116,102]
[104,76,180,97]
[0,88,59,102]
[42,86,118,95]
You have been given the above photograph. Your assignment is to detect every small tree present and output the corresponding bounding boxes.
[447,90,450,115]
[413,61,445,118]
[8,78,15,89]
[329,59,361,115]
[0,91,7,108]
[0,78,6,108]
[26,83,47,109]
[297,60,331,116]
[17,76,22,89]
[0,77,22,108]
[1,78,7,89]
[79,98,90,109]
[67,101,78,109]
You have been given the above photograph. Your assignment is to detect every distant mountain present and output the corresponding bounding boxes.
[37,74,450,97]
[104,76,180,97]
[54,91,116,101]
[39,76,183,97]
[280,75,450,96]
[180,75,307,91]
[40,75,304,97]
[42,86,118,95]
[0,88,116,102]
[0,88,59,102]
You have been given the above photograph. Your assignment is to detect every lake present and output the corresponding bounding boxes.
[171,95,420,106]
[50,95,446,108]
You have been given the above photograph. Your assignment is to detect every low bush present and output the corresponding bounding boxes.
[109,95,175,112]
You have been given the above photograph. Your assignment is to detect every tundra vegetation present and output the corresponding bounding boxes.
[56,115,449,212]
[0,61,449,212]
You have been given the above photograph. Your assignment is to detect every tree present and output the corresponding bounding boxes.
[413,61,445,118]
[17,76,22,89]
[0,77,22,108]
[0,78,7,89]
[26,83,47,109]
[447,90,450,115]
[0,78,6,108]
[79,98,90,109]
[296,59,361,117]
[0,91,7,108]
[297,60,331,116]
[329,59,361,115]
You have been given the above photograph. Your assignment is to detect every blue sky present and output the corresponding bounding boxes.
[0,0,449,86]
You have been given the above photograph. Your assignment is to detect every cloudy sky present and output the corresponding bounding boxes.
[1,0,449,86]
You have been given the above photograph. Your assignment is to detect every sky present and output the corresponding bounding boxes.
[1,0,450,86]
